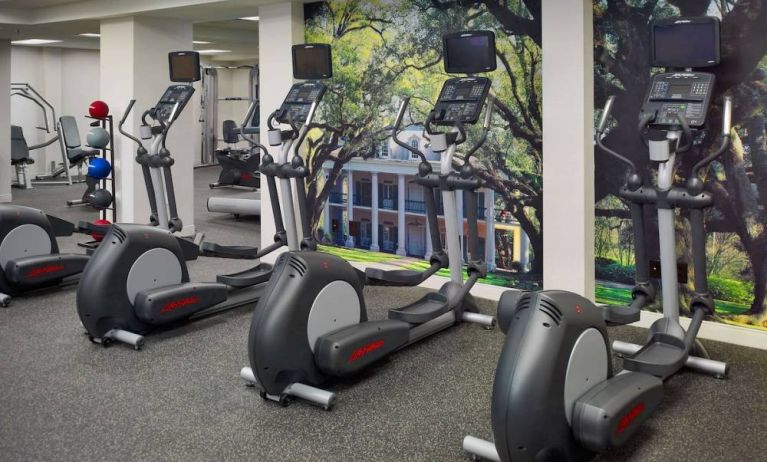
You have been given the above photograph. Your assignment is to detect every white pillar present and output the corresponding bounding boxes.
[520,230,530,272]
[542,0,594,297]
[323,169,331,242]
[345,169,355,247]
[456,191,465,262]
[258,2,304,263]
[100,16,195,235]
[485,188,496,272]
[396,174,406,256]
[0,40,10,203]
[370,172,380,251]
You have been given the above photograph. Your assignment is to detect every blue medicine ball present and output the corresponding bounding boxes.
[88,157,112,179]
[87,127,110,149]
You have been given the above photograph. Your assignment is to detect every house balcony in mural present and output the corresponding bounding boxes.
[320,125,531,271]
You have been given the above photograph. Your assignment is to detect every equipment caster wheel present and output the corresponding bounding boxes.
[0,295,11,307]
[278,395,292,407]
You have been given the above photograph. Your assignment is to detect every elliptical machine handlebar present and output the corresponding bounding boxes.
[424,111,467,146]
[392,98,428,163]
[596,96,638,174]
[464,94,495,161]
[690,95,732,180]
[118,100,146,151]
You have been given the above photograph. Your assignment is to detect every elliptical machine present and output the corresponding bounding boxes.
[240,31,498,410]
[463,17,730,461]
[76,48,327,349]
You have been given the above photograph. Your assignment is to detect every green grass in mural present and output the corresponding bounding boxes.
[595,284,750,315]
[318,245,533,288]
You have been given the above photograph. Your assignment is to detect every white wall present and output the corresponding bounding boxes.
[10,46,100,176]
[0,40,10,202]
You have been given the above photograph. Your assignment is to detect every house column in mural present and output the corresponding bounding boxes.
[485,188,496,272]
[345,169,354,247]
[370,171,380,251]
[396,174,406,256]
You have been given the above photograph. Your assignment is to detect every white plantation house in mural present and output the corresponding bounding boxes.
[320,125,531,272]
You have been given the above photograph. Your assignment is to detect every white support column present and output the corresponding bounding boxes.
[370,171,380,251]
[100,16,195,235]
[520,230,530,272]
[345,169,355,247]
[485,188,496,272]
[0,40,10,203]
[323,169,331,243]
[396,174,406,256]
[456,191,465,262]
[258,1,304,263]
[542,0,594,297]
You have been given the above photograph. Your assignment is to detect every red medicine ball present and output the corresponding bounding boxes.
[88,100,110,118]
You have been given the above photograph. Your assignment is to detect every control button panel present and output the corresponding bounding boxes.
[276,82,327,125]
[432,76,492,125]
[641,72,715,128]
[155,85,196,124]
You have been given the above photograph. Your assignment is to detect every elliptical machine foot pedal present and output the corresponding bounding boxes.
[388,292,450,324]
[365,268,427,286]
[216,263,273,287]
[200,241,260,259]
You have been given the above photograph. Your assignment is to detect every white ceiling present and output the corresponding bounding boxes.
[0,0,81,8]
[0,0,266,62]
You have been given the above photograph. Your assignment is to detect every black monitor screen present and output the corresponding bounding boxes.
[443,31,497,74]
[168,51,201,82]
[293,44,333,80]
[651,17,720,68]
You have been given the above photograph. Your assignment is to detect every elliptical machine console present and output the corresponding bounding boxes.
[464,17,730,462]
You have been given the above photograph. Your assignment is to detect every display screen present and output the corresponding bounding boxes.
[168,51,201,82]
[443,31,497,74]
[652,18,720,68]
[668,84,688,97]
[293,44,333,80]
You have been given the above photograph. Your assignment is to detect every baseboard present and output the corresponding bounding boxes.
[0,193,11,203]
[357,266,767,351]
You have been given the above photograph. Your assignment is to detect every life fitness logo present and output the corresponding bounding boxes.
[26,264,65,278]
[348,339,385,364]
[616,402,646,434]
[161,295,200,313]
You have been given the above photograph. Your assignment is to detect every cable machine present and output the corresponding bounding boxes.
[198,65,259,166]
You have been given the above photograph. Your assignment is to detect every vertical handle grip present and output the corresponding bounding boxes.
[721,96,732,137]
[597,96,615,133]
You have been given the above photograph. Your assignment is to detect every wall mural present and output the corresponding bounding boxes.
[594,0,767,331]
[302,0,543,290]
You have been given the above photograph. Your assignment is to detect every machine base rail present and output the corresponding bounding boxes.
[240,367,336,410]
[96,329,146,350]
[463,436,500,462]
[612,340,728,378]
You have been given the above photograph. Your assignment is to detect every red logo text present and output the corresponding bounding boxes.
[26,265,65,278]
[616,402,646,434]
[161,295,200,313]
[348,339,385,363]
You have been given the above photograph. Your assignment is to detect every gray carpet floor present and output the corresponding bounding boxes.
[1,167,766,462]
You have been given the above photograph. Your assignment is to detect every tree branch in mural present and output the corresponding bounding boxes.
[303,0,545,274]
[594,0,767,318]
